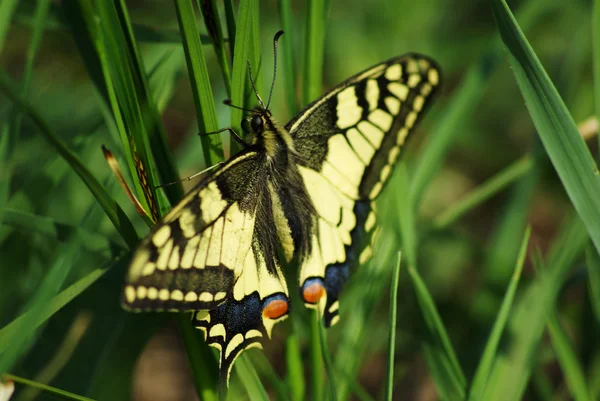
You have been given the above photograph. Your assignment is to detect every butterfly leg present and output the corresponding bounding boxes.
[199,127,249,149]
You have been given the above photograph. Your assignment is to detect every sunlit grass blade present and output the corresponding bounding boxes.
[198,0,232,96]
[278,0,298,115]
[235,355,269,401]
[467,226,530,400]
[2,374,93,401]
[384,252,402,401]
[491,0,600,258]
[481,216,589,401]
[546,313,593,401]
[251,353,290,401]
[431,156,532,231]
[0,71,139,248]
[302,0,329,106]
[310,311,324,401]
[174,0,224,166]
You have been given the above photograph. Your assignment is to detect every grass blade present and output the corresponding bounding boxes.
[285,334,305,401]
[301,0,329,106]
[467,226,530,400]
[431,156,532,231]
[594,0,600,157]
[491,0,600,258]
[384,252,402,401]
[481,216,589,401]
[0,71,139,249]
[0,0,19,54]
[174,0,224,166]
[198,0,232,96]
[277,0,298,115]
[230,0,258,137]
[2,374,94,401]
[318,317,337,401]
[235,355,269,401]
[587,246,600,322]
[547,313,593,401]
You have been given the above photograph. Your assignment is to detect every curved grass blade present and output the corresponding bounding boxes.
[2,374,94,401]
[547,313,593,401]
[317,316,336,401]
[0,71,139,249]
[235,355,269,401]
[384,252,402,401]
[467,226,530,400]
[491,0,600,258]
[481,216,589,401]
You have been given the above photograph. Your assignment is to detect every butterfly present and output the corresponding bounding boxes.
[122,32,441,384]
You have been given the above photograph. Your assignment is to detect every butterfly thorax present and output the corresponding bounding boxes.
[245,107,315,264]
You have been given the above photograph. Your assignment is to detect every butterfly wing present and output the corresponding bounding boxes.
[287,54,441,326]
[123,150,290,383]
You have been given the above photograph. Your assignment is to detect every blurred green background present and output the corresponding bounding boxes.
[0,0,598,400]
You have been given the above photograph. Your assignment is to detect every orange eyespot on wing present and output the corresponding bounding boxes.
[262,296,289,319]
[302,278,326,304]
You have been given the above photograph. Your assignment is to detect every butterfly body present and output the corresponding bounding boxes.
[123,53,441,383]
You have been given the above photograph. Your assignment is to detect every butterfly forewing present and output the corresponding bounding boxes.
[287,54,441,325]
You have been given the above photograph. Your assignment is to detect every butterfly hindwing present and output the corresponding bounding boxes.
[287,54,441,325]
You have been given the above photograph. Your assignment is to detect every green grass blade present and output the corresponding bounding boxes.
[224,0,236,57]
[0,0,49,229]
[384,252,402,401]
[0,71,138,249]
[0,0,19,54]
[491,0,600,258]
[174,0,224,166]
[230,0,258,136]
[310,311,324,401]
[587,246,600,322]
[408,264,466,401]
[547,313,593,401]
[0,239,80,374]
[594,0,600,157]
[235,355,270,401]
[318,318,336,401]
[409,1,559,208]
[198,0,232,96]
[0,265,110,348]
[175,315,219,401]
[285,334,305,401]
[467,226,530,400]
[481,216,589,401]
[431,156,532,231]
[277,0,297,115]
[302,0,329,106]
[397,163,465,400]
[0,208,123,252]
[3,374,94,401]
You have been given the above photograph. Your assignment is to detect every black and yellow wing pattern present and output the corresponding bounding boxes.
[123,52,440,385]
[288,54,440,326]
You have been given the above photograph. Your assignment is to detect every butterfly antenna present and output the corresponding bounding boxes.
[266,30,284,110]
[247,61,266,109]
[223,99,253,112]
